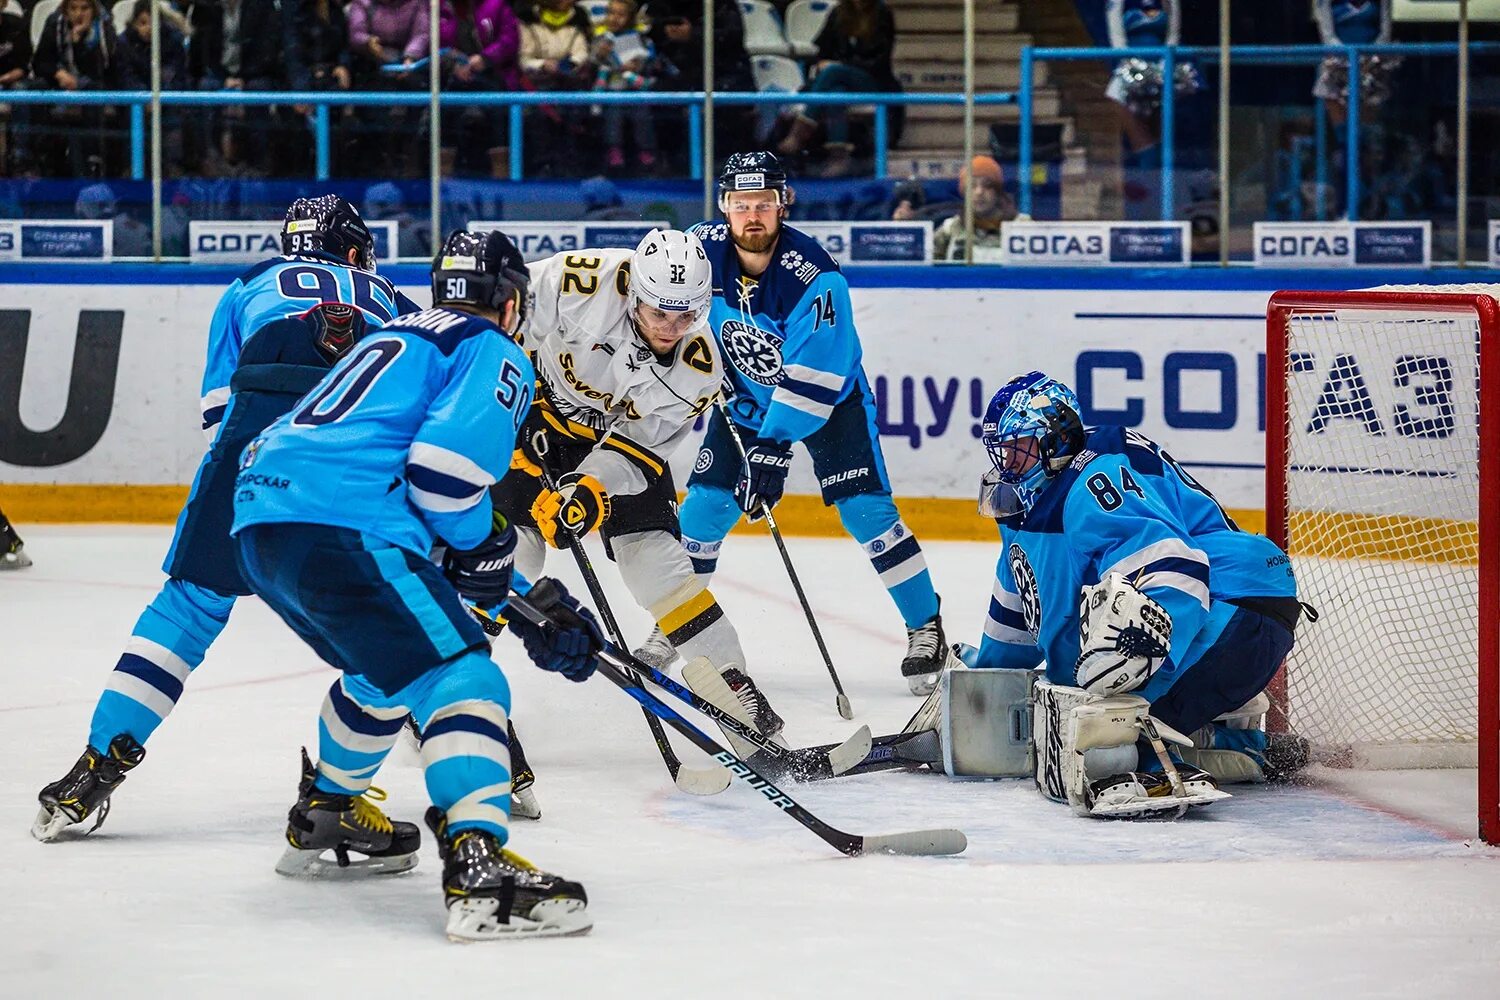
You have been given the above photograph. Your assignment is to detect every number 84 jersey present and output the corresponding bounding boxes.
[983,426,1296,699]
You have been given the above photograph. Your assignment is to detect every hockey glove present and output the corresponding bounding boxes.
[531,472,610,548]
[1074,573,1173,696]
[442,511,516,607]
[507,578,603,682]
[734,439,793,519]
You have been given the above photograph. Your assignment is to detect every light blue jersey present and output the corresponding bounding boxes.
[977,426,1296,701]
[231,308,535,556]
[201,252,420,437]
[690,223,859,445]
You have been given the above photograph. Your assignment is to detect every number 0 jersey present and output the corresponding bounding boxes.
[201,252,421,438]
[231,308,535,556]
[521,248,723,497]
[977,426,1296,700]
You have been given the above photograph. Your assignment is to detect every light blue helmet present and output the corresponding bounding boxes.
[979,371,1085,520]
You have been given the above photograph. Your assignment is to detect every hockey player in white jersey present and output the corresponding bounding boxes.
[492,229,787,740]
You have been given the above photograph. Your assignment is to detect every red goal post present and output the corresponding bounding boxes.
[1265,288,1499,845]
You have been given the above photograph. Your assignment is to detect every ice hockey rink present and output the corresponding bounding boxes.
[5,525,1500,998]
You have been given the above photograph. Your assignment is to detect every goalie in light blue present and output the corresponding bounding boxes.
[967,371,1308,782]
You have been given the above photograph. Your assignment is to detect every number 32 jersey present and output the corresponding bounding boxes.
[231,308,535,556]
[977,426,1296,700]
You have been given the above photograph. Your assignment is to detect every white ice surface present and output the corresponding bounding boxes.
[4,526,1500,998]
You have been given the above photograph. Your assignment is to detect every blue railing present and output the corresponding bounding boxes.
[3,88,1016,183]
[1019,41,1500,221]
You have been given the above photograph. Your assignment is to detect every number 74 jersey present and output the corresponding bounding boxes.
[983,425,1296,698]
[231,308,534,557]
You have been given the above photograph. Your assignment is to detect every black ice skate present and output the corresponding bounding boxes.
[1,516,30,570]
[274,748,421,879]
[32,735,146,841]
[721,666,786,740]
[509,720,541,821]
[425,806,592,941]
[901,613,956,696]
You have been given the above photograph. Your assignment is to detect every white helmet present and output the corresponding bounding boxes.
[630,229,712,325]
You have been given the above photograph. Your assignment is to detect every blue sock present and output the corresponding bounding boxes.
[678,484,741,576]
[88,578,234,752]
[410,651,514,842]
[835,493,939,629]
[313,676,409,795]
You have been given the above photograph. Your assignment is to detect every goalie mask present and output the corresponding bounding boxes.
[629,229,712,327]
[281,195,377,273]
[979,372,1085,521]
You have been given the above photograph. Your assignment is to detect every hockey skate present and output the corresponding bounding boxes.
[1,521,30,570]
[32,735,145,841]
[274,748,421,879]
[1086,761,1231,820]
[681,658,786,757]
[632,626,678,671]
[509,722,541,821]
[901,613,956,696]
[425,807,592,941]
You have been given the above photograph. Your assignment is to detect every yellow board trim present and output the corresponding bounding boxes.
[657,586,719,635]
[0,484,1271,542]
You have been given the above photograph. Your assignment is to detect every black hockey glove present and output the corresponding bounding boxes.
[507,579,603,682]
[442,511,516,607]
[734,439,793,519]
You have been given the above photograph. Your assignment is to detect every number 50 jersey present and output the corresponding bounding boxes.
[231,308,535,556]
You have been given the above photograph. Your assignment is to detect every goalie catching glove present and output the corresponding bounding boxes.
[531,472,610,548]
[1074,572,1172,696]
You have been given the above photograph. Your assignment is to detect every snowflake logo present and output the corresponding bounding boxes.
[720,319,785,386]
[1009,542,1042,640]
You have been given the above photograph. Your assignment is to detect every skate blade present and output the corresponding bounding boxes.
[1088,787,1231,819]
[274,845,419,879]
[445,897,593,942]
[31,805,79,842]
[1,551,31,570]
[511,786,542,821]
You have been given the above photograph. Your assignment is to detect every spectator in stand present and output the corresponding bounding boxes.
[30,0,120,177]
[592,0,657,174]
[1313,0,1397,130]
[0,6,34,174]
[209,0,298,175]
[931,155,1021,262]
[116,1,190,174]
[75,181,152,255]
[440,0,522,178]
[286,0,353,173]
[643,0,751,92]
[518,0,593,176]
[362,180,431,256]
[348,0,431,176]
[776,0,900,177]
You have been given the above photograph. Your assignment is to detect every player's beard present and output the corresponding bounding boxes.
[730,218,780,255]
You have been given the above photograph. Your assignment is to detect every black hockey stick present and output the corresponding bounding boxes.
[760,729,945,783]
[716,400,853,720]
[528,430,730,795]
[505,580,967,858]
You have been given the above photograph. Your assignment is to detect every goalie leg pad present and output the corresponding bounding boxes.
[939,667,1035,779]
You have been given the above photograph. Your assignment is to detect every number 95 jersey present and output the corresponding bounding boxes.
[231,308,534,556]
[984,426,1296,700]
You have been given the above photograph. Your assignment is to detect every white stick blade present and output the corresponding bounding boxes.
[861,829,968,857]
[828,725,873,776]
[675,765,733,796]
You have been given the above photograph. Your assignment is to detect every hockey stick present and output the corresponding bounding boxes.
[504,580,967,858]
[716,399,853,720]
[529,430,730,796]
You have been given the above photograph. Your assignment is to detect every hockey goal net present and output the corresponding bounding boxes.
[1266,287,1498,845]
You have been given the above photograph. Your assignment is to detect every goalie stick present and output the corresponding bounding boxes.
[529,430,730,796]
[716,399,854,721]
[506,580,968,858]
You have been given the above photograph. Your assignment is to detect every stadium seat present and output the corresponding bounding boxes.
[783,0,834,59]
[740,0,791,57]
[112,0,134,29]
[30,0,60,49]
[751,54,804,94]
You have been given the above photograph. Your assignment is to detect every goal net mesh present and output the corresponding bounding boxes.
[1276,285,1496,767]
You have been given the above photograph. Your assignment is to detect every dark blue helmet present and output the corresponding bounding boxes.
[282,195,377,272]
[301,301,370,364]
[431,229,530,329]
[717,151,791,208]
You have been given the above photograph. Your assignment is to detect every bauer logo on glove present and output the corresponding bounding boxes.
[531,472,611,548]
[1073,573,1172,695]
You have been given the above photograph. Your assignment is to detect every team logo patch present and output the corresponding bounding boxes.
[239,438,262,470]
[869,539,885,554]
[1008,542,1042,639]
[720,319,785,386]
[694,448,713,474]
